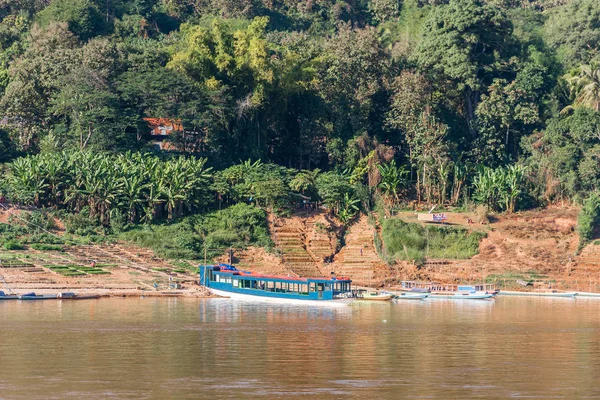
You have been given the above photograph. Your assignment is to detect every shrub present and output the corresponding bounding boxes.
[3,240,24,250]
[30,243,64,251]
[578,194,600,246]
[119,204,272,260]
[381,218,485,264]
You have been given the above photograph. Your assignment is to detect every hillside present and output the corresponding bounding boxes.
[218,207,595,290]
[1,205,599,293]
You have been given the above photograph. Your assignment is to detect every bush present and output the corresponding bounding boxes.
[3,240,24,250]
[28,233,64,245]
[64,213,101,236]
[578,194,600,246]
[381,218,485,264]
[30,243,64,251]
[119,204,272,260]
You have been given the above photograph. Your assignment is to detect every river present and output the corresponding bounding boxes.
[0,297,599,399]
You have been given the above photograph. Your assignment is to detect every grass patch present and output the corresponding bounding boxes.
[172,269,188,274]
[29,243,64,251]
[46,264,110,276]
[3,241,25,251]
[171,260,195,271]
[118,204,272,260]
[381,219,486,265]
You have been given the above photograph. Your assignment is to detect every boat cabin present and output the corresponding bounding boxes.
[199,264,352,301]
[401,281,496,293]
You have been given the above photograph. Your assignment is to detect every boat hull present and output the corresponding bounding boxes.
[429,292,495,300]
[576,292,600,298]
[356,295,393,301]
[498,291,577,298]
[209,288,354,307]
[18,295,58,300]
[391,293,429,300]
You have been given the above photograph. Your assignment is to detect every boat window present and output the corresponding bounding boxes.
[232,279,239,287]
[300,284,308,295]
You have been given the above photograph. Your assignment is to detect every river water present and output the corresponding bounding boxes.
[0,297,599,399]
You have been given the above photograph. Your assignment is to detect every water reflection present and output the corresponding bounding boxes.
[0,297,599,399]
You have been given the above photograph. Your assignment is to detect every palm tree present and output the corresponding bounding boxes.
[565,63,600,112]
[377,160,407,204]
[290,169,320,197]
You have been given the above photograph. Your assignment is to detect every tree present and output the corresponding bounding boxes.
[413,0,513,136]
[36,0,107,41]
[544,0,600,66]
[318,24,388,141]
[1,23,77,149]
[377,160,407,204]
[565,63,600,112]
[290,169,320,199]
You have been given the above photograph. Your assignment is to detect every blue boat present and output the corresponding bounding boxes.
[0,290,18,300]
[18,292,58,300]
[199,264,354,307]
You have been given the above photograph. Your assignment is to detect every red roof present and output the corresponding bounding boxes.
[143,118,183,136]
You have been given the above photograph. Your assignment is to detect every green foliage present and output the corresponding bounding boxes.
[578,194,600,245]
[119,203,272,260]
[377,160,408,203]
[5,151,212,224]
[525,108,600,202]
[315,171,354,214]
[381,218,486,265]
[544,0,600,66]
[0,0,593,233]
[29,243,63,251]
[36,0,107,41]
[3,240,24,250]
[473,165,527,212]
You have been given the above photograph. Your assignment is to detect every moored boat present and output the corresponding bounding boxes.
[18,292,58,300]
[57,292,103,300]
[389,292,429,300]
[575,292,600,298]
[429,292,495,300]
[399,281,497,294]
[383,291,429,300]
[0,290,18,300]
[355,290,393,301]
[498,290,577,298]
[199,264,354,307]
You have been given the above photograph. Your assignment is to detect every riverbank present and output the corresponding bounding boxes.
[0,205,595,294]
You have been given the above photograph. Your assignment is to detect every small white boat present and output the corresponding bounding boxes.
[497,291,577,298]
[429,291,495,300]
[385,291,429,300]
[576,292,600,298]
[356,290,393,301]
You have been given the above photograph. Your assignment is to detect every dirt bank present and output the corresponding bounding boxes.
[0,206,595,294]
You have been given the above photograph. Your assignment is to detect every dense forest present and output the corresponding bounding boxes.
[0,0,599,237]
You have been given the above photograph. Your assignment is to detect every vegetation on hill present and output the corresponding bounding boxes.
[380,219,486,265]
[0,0,598,255]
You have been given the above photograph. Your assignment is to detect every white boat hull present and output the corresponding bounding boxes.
[498,291,577,298]
[384,291,429,300]
[576,292,600,298]
[208,288,354,307]
[429,291,494,300]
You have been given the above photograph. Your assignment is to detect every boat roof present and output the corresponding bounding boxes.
[201,264,351,283]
